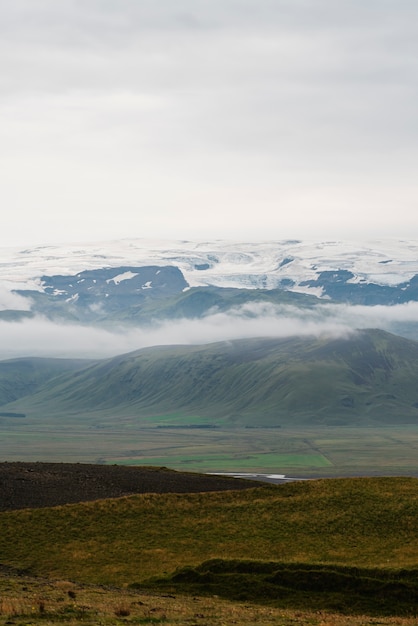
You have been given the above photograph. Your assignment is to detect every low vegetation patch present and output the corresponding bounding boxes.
[143,559,418,616]
[0,570,417,625]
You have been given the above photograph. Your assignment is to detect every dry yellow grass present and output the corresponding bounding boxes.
[0,572,417,626]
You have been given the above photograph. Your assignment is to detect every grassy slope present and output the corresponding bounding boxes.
[6,329,418,427]
[1,476,418,618]
[1,476,418,585]
[0,357,94,407]
[121,285,319,323]
[24,284,319,325]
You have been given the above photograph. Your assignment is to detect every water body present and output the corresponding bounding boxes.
[207,472,309,484]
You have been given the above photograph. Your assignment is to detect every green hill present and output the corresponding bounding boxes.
[5,328,418,427]
[0,357,94,408]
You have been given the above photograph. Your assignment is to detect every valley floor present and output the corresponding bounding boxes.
[2,425,418,477]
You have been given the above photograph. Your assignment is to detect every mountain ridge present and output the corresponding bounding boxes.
[2,239,418,330]
[4,329,418,428]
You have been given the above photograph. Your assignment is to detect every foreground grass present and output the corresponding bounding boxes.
[1,478,418,583]
[0,571,417,626]
[1,477,418,617]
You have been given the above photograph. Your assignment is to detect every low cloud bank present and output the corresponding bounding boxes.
[0,286,31,311]
[0,301,417,360]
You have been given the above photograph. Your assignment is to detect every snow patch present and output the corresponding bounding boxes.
[106,271,138,285]
[65,294,79,303]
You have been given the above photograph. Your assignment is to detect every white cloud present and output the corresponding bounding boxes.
[0,286,31,311]
[0,300,416,360]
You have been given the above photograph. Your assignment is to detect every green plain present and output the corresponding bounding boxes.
[1,425,418,476]
[113,452,331,469]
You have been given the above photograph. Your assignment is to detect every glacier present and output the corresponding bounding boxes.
[1,238,418,297]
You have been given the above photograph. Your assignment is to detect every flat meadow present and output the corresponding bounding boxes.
[1,424,418,476]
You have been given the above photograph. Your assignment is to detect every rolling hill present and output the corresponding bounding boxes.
[0,356,93,407]
[4,328,418,427]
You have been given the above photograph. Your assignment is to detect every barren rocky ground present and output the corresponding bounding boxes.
[0,462,257,511]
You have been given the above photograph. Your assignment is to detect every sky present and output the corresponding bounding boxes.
[1,0,418,247]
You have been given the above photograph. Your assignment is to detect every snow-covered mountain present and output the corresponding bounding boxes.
[2,238,418,291]
[2,238,418,324]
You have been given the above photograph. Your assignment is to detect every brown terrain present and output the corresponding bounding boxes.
[0,462,257,511]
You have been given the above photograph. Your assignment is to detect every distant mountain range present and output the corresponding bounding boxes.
[12,265,317,324]
[2,238,418,325]
[3,329,418,428]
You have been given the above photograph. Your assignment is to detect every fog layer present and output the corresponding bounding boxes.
[1,301,417,360]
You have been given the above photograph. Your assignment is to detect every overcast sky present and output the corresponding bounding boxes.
[1,0,418,247]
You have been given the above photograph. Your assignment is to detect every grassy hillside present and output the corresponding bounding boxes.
[17,283,319,325]
[111,285,319,324]
[1,476,418,582]
[6,329,418,427]
[0,357,94,408]
[1,476,418,617]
